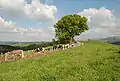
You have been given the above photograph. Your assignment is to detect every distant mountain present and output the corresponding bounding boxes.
[100,36,120,45]
[0,41,48,45]
[0,41,19,45]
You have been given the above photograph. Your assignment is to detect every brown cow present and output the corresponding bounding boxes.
[5,50,24,61]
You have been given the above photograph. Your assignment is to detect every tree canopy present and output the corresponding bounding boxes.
[54,14,89,44]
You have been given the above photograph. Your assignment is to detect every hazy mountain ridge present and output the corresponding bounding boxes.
[101,36,120,45]
[0,41,47,45]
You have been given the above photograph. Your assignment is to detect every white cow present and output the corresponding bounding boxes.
[62,45,65,50]
[42,48,45,52]
[65,44,70,49]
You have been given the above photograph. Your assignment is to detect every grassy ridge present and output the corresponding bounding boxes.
[0,41,120,81]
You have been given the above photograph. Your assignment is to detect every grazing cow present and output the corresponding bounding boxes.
[44,48,52,52]
[53,45,57,51]
[71,43,75,47]
[7,50,24,58]
[35,48,41,54]
[62,45,65,50]
[47,48,51,51]
[42,48,45,53]
[65,44,70,49]
[58,45,63,50]
[5,50,24,61]
[44,48,48,52]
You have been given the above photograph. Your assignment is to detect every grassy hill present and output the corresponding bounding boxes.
[0,41,120,81]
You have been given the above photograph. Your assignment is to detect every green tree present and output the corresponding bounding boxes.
[52,38,56,45]
[54,14,89,44]
[57,38,69,44]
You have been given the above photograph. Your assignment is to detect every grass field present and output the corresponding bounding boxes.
[0,41,120,81]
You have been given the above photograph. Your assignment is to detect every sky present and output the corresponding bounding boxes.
[0,0,120,42]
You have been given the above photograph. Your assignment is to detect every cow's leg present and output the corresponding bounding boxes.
[21,50,24,58]
[5,53,8,61]
[13,54,16,61]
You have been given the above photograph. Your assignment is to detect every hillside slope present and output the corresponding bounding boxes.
[0,41,120,81]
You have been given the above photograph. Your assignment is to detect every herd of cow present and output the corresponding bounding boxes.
[3,42,84,62]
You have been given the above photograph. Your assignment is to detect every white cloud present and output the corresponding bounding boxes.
[0,0,57,41]
[77,7,120,40]
[1,4,120,41]
[0,16,55,42]
[0,0,57,22]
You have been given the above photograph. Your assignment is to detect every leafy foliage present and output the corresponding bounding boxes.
[54,14,89,44]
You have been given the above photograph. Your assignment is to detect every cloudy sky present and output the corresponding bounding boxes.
[0,0,120,42]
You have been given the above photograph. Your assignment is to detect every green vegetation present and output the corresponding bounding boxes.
[54,14,89,44]
[0,41,120,81]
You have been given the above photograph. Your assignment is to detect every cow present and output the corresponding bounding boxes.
[65,44,70,49]
[5,50,24,61]
[53,45,57,51]
[35,48,42,54]
[46,48,51,51]
[62,45,65,50]
[71,43,75,47]
[41,48,45,53]
[58,45,63,50]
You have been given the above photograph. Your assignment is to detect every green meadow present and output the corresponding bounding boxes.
[0,41,120,81]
